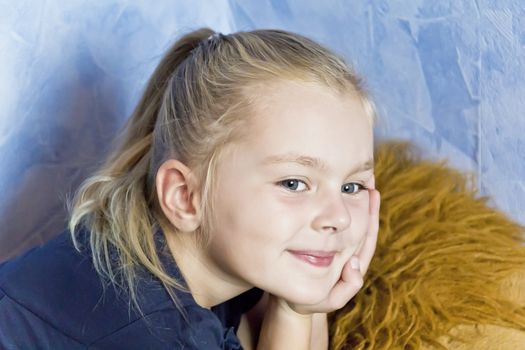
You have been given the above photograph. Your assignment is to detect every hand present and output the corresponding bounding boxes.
[255,190,379,350]
[280,188,381,315]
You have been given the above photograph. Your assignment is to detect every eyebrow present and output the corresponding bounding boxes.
[262,153,374,175]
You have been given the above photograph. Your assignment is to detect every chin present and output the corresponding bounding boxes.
[278,282,332,306]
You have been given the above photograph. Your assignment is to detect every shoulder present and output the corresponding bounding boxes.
[0,229,243,349]
[0,230,97,327]
[0,230,102,346]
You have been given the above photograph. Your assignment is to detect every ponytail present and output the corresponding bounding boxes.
[68,28,215,310]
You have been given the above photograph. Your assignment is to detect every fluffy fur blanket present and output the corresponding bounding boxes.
[329,141,525,349]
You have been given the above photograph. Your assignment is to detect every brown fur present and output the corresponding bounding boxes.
[329,141,525,349]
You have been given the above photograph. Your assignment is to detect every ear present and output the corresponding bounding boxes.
[156,159,201,233]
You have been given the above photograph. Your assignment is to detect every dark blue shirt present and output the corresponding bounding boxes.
[0,229,262,349]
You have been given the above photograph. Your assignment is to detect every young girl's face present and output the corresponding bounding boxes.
[206,80,374,305]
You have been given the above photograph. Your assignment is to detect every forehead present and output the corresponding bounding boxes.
[236,80,373,166]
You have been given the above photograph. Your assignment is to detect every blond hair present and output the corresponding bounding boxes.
[68,27,375,310]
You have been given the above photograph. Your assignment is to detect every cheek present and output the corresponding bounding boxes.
[210,189,301,251]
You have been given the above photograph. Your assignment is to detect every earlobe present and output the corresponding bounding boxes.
[156,159,201,233]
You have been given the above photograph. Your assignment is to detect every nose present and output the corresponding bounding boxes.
[311,191,351,234]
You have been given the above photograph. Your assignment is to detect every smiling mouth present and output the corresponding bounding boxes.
[287,250,336,267]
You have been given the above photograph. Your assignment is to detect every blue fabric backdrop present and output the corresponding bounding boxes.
[1,0,524,260]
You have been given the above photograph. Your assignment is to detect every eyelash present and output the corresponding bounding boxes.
[278,179,368,194]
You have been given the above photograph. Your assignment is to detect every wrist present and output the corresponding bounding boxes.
[311,313,329,350]
[270,295,313,320]
[257,295,312,349]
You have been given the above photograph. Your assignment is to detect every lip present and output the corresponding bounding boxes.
[287,250,337,267]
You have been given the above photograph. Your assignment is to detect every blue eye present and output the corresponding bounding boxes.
[279,179,308,192]
[342,183,366,194]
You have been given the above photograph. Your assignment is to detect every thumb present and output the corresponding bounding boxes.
[325,257,363,310]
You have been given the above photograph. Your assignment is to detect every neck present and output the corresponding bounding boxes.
[164,230,250,308]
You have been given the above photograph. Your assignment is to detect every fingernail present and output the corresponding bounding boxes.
[350,257,360,270]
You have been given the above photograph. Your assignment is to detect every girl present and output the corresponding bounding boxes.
[0,27,380,349]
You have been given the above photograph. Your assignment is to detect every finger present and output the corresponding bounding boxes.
[357,189,381,275]
[353,232,366,257]
[323,260,363,311]
[353,188,379,257]
[353,188,380,258]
